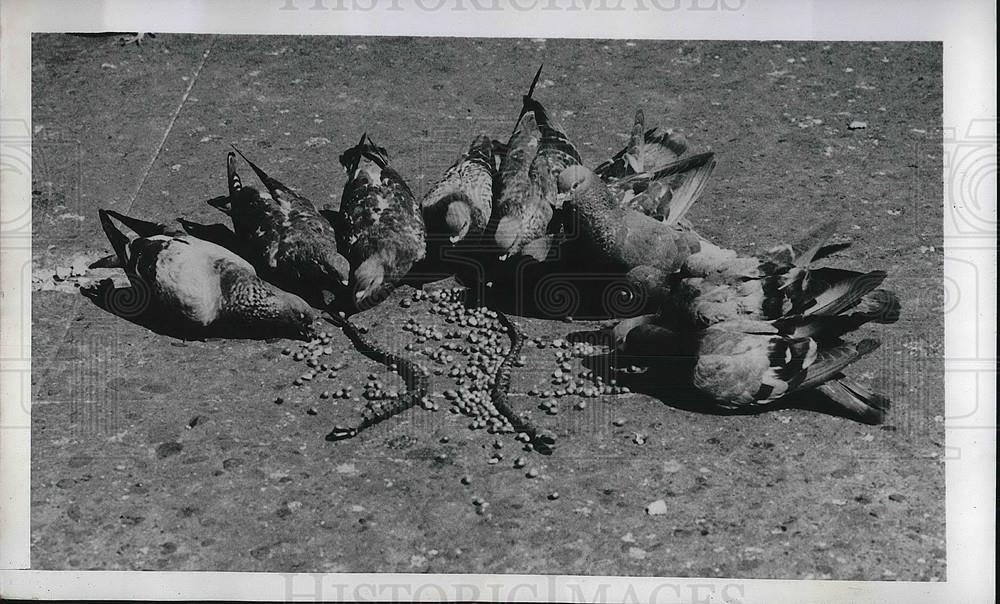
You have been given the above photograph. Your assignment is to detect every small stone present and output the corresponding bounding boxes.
[612,418,626,427]
[848,120,868,130]
[662,460,683,473]
[460,475,472,485]
[306,407,318,416]
[645,499,668,515]
[888,493,906,503]
[526,468,539,478]
[155,442,183,459]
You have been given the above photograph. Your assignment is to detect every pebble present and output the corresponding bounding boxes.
[612,418,626,427]
[155,442,183,459]
[548,492,560,500]
[526,468,539,478]
[460,475,472,485]
[645,499,668,515]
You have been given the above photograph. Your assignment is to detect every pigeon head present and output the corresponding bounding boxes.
[622,323,683,358]
[353,256,386,305]
[557,164,593,195]
[324,250,352,287]
[494,215,522,259]
[445,201,472,243]
[264,292,317,340]
[625,265,670,306]
[558,164,619,214]
[612,320,638,352]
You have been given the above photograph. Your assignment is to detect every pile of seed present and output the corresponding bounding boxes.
[526,338,631,417]
[278,285,635,460]
[281,332,361,405]
[282,326,419,424]
[411,288,517,435]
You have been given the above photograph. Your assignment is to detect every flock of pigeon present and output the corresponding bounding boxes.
[90,66,901,451]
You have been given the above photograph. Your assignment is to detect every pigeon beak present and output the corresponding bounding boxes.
[341,279,350,286]
[498,253,510,262]
[448,234,461,244]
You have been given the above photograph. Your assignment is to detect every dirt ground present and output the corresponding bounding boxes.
[29,35,944,579]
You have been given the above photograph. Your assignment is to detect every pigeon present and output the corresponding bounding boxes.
[517,64,584,183]
[421,134,496,245]
[207,148,351,307]
[629,221,901,333]
[556,164,702,274]
[597,109,717,223]
[96,209,316,339]
[595,108,690,181]
[491,113,559,261]
[497,68,713,264]
[338,133,426,308]
[615,318,890,424]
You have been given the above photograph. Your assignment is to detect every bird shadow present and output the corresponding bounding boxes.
[176,207,242,255]
[412,240,656,320]
[79,278,211,341]
[567,327,884,425]
[79,278,310,342]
